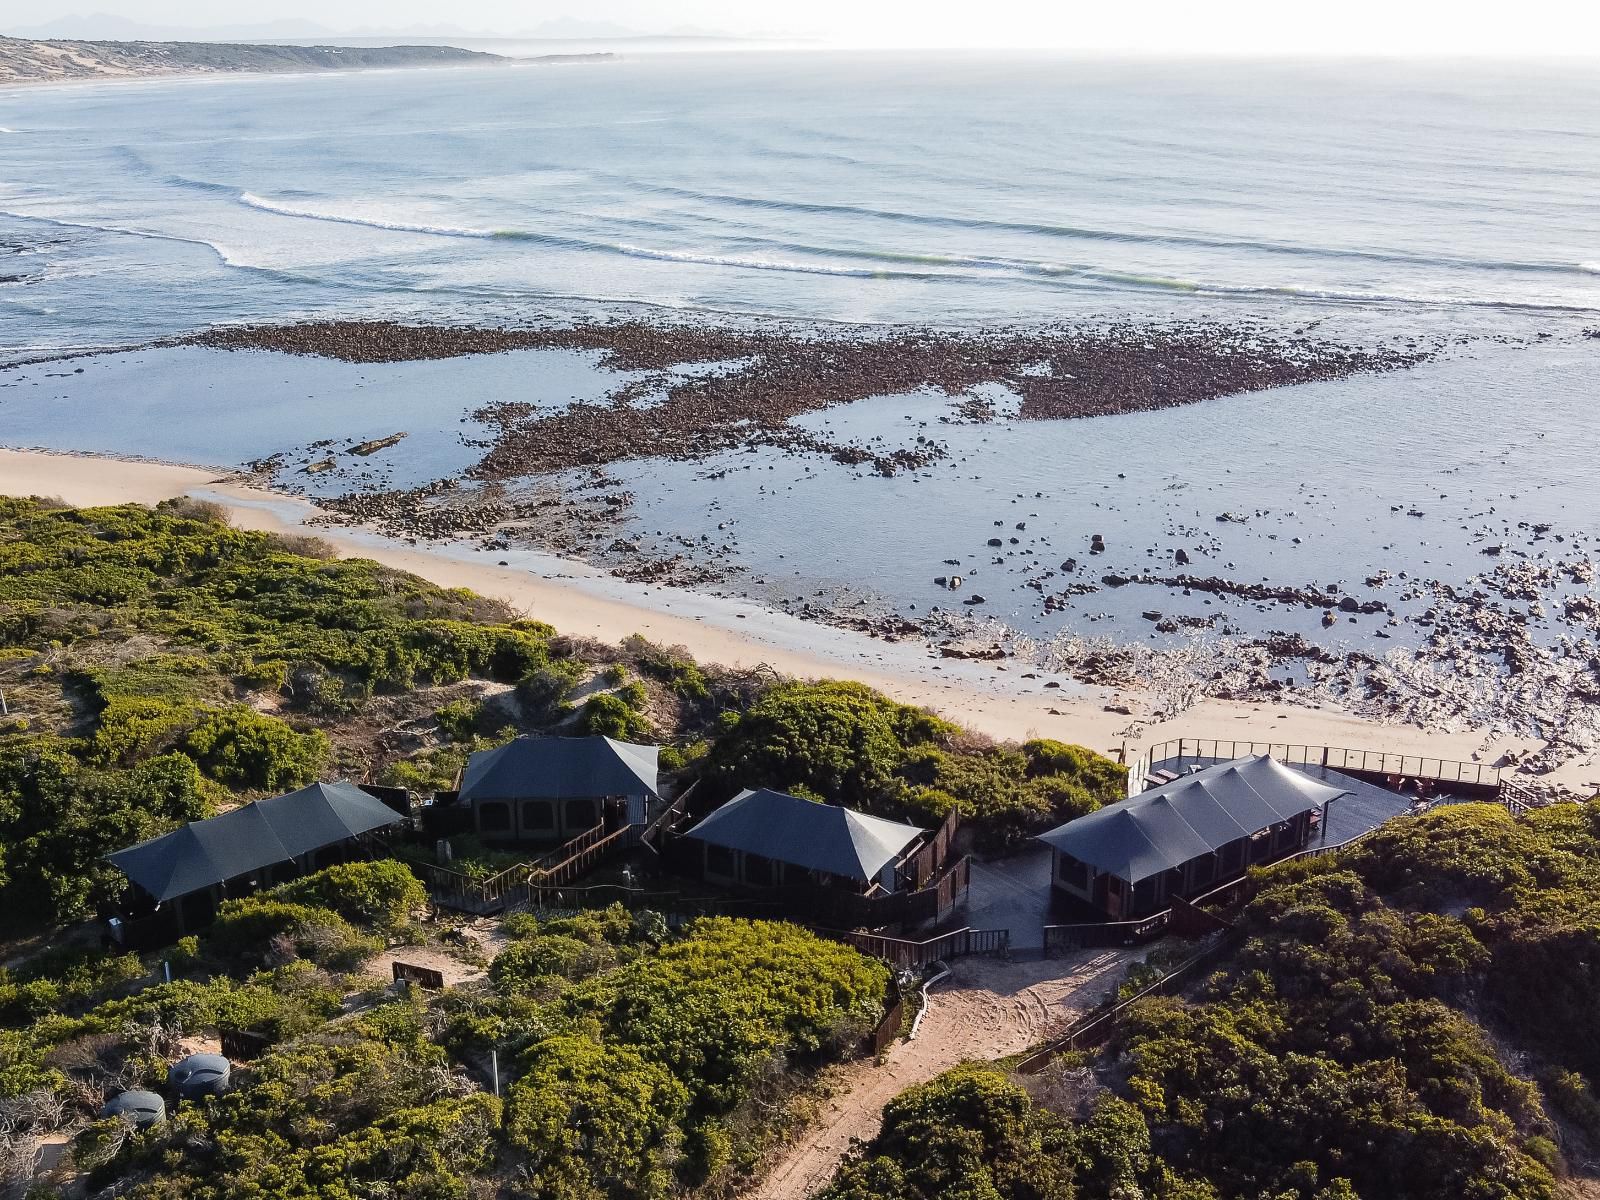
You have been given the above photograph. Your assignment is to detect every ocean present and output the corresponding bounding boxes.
[1,51,1599,746]
[2,52,1598,349]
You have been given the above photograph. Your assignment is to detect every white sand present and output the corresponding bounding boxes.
[1,447,1574,787]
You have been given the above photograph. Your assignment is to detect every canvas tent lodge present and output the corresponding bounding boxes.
[1038,754,1349,920]
[106,781,405,944]
[668,787,970,929]
[681,787,931,894]
[454,735,661,844]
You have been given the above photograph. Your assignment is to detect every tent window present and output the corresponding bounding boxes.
[743,854,774,886]
[1132,877,1159,912]
[564,799,598,830]
[520,801,554,832]
[1058,855,1089,889]
[1219,839,1245,873]
[479,802,512,833]
[706,844,735,877]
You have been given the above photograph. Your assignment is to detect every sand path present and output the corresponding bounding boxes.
[750,948,1131,1200]
[0,448,1578,790]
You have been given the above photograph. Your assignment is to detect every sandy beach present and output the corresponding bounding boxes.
[3,446,1578,792]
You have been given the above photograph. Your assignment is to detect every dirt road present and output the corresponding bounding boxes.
[751,947,1133,1200]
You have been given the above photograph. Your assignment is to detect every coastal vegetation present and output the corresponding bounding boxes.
[0,496,1122,930]
[1,865,888,1197]
[0,499,1595,1197]
[820,800,1600,1200]
[706,679,1123,847]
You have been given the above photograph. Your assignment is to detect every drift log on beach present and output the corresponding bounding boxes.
[186,319,1428,477]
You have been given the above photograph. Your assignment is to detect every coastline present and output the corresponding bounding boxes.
[2,446,1574,791]
[0,59,509,91]
[0,34,533,91]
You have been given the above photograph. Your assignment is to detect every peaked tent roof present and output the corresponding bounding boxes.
[683,788,926,884]
[458,736,660,801]
[1036,755,1350,884]
[107,781,403,904]
[254,782,404,859]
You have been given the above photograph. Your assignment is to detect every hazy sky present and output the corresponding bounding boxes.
[20,0,1600,55]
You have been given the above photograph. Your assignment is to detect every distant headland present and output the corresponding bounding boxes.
[0,34,613,84]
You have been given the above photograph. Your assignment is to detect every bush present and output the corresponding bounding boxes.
[207,898,381,970]
[576,693,652,740]
[704,680,1120,846]
[433,698,481,742]
[623,635,712,704]
[181,706,329,791]
[705,679,951,811]
[506,1035,688,1200]
[516,658,584,720]
[266,860,426,932]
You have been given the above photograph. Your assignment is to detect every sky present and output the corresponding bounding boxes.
[14,0,1600,56]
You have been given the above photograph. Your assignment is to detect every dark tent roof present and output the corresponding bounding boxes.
[107,781,402,904]
[459,736,659,802]
[1036,755,1349,884]
[684,788,926,884]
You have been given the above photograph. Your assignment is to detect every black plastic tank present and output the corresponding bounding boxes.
[99,1090,166,1127]
[167,1053,231,1101]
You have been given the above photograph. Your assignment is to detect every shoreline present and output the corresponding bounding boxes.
[2,445,1578,792]
[0,56,609,93]
[0,36,511,91]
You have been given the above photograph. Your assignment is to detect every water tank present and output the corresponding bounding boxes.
[99,1090,166,1128]
[167,1053,231,1100]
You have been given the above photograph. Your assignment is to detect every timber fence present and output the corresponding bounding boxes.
[1016,931,1243,1073]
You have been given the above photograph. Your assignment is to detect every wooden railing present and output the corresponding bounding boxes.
[518,880,785,922]
[863,984,905,1057]
[418,820,645,913]
[893,809,960,892]
[1128,738,1502,797]
[530,823,639,889]
[818,925,1010,970]
[413,860,532,914]
[1496,782,1538,816]
[638,784,697,852]
[1044,911,1170,954]
[1017,931,1243,1073]
[532,822,607,868]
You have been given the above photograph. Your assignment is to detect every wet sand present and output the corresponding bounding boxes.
[2,446,1576,792]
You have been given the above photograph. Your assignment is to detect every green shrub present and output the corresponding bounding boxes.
[207,898,381,970]
[506,1035,688,1200]
[265,860,426,931]
[704,681,1119,846]
[705,679,951,810]
[433,698,481,741]
[624,635,712,703]
[0,745,215,928]
[576,693,652,740]
[181,706,329,791]
[516,659,582,721]
[659,739,709,774]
